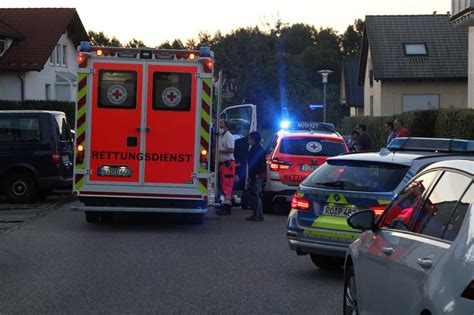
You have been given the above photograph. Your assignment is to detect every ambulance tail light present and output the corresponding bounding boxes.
[269,160,292,172]
[200,149,208,169]
[51,150,61,165]
[76,144,85,164]
[77,53,89,68]
[291,195,310,212]
[369,205,386,217]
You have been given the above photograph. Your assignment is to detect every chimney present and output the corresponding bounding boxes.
[433,11,437,16]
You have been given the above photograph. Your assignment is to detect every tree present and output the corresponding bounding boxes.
[125,38,146,48]
[88,30,122,47]
[341,19,365,57]
[171,39,184,49]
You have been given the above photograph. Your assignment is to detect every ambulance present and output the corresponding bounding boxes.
[72,42,256,223]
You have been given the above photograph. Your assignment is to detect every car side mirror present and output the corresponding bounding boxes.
[347,210,376,232]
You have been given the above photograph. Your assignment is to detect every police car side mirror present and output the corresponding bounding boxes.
[347,210,376,232]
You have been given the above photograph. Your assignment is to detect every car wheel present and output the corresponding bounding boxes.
[4,172,38,204]
[343,265,358,315]
[262,192,274,214]
[310,254,344,270]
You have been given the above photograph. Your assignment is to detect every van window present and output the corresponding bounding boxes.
[54,115,72,141]
[0,117,41,143]
[152,72,192,111]
[98,70,137,109]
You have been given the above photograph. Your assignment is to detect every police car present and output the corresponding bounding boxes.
[287,138,474,270]
[263,122,348,213]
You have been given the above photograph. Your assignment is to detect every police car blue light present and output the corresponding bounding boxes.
[280,120,291,130]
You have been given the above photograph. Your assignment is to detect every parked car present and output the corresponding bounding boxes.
[344,159,474,315]
[0,111,74,203]
[286,138,474,270]
[263,122,348,212]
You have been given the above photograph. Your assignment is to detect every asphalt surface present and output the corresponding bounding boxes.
[0,200,343,314]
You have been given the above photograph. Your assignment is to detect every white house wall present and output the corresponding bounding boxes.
[469,27,474,108]
[0,31,78,102]
[363,48,382,116]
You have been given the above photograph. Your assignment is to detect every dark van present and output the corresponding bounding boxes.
[0,111,73,203]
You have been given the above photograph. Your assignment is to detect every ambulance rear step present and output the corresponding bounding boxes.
[71,205,208,214]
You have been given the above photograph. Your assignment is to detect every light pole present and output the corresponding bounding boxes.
[318,70,333,123]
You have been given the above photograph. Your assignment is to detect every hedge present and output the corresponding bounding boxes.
[0,100,75,126]
[340,108,474,150]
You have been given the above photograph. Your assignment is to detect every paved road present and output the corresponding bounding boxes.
[0,201,343,314]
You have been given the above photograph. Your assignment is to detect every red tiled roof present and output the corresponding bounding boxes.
[0,8,88,71]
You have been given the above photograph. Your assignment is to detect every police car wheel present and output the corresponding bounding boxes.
[4,172,38,204]
[310,254,344,270]
[343,265,358,315]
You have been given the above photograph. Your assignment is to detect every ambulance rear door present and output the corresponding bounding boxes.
[219,104,257,191]
[142,62,202,189]
[87,61,144,185]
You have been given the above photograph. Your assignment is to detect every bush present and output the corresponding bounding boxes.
[0,100,75,125]
[339,108,474,150]
[435,109,474,139]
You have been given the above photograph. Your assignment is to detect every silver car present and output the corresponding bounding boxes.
[344,160,474,315]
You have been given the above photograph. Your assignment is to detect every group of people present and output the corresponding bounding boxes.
[348,118,409,152]
[215,120,266,222]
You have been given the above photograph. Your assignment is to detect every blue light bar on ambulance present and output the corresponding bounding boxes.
[388,137,474,153]
[79,41,92,52]
[199,47,212,58]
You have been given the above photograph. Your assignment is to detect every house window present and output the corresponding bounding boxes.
[62,45,68,66]
[0,40,6,56]
[402,95,440,112]
[370,95,374,116]
[56,44,61,65]
[404,43,428,56]
[45,84,51,100]
[369,70,374,87]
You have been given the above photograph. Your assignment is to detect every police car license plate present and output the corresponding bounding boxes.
[301,164,318,172]
[97,166,132,177]
[323,205,359,217]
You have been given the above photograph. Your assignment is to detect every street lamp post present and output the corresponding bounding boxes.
[318,70,333,123]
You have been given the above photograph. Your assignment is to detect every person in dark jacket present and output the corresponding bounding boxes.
[246,131,266,221]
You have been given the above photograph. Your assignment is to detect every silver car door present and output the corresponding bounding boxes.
[383,171,472,314]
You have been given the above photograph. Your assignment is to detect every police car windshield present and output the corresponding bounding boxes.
[303,160,410,192]
[279,138,346,157]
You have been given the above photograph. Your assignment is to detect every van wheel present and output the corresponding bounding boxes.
[310,254,344,270]
[85,211,100,223]
[4,172,38,204]
[262,192,274,214]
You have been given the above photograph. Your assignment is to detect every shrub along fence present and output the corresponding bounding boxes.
[0,100,75,126]
[340,108,474,150]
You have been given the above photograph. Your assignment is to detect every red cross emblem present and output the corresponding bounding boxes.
[162,87,182,107]
[112,89,123,100]
[107,85,127,105]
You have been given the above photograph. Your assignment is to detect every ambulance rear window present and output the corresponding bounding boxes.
[152,72,192,111]
[98,70,137,109]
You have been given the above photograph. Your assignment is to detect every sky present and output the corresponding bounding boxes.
[2,0,451,46]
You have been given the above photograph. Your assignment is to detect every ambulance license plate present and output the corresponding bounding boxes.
[323,205,359,218]
[97,166,132,177]
[301,164,318,172]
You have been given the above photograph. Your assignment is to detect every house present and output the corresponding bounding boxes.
[340,58,364,116]
[359,14,469,117]
[0,8,88,102]
[451,0,474,108]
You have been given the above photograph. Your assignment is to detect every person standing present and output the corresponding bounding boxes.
[246,131,266,222]
[356,124,371,152]
[394,118,409,138]
[348,131,359,152]
[216,120,236,216]
[385,121,396,145]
